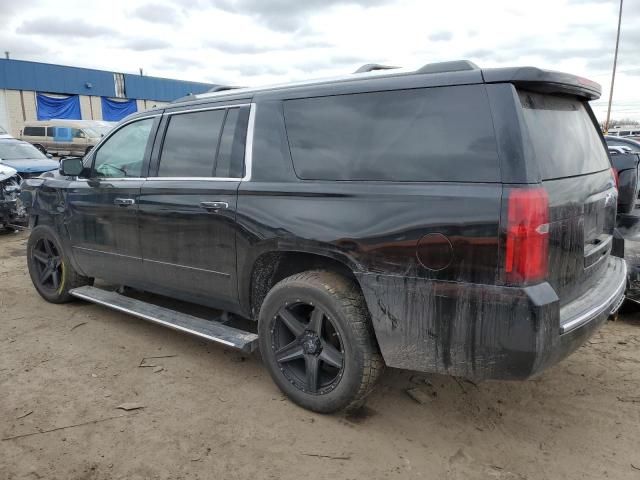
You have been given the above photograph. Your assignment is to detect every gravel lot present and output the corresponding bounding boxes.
[1,230,640,480]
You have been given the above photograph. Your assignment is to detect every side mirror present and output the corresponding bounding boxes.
[46,153,53,159]
[59,157,84,176]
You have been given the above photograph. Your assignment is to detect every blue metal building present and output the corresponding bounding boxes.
[0,58,216,135]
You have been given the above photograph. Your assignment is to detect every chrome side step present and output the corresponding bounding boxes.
[69,286,258,352]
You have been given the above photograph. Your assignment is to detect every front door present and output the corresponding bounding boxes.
[66,116,158,284]
[138,105,249,309]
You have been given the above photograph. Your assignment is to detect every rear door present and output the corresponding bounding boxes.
[517,90,616,306]
[138,104,250,309]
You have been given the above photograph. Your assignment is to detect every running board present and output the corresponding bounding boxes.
[69,286,258,352]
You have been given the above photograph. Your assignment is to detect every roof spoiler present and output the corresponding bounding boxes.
[482,67,602,100]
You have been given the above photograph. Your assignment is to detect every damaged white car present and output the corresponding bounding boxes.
[0,163,26,231]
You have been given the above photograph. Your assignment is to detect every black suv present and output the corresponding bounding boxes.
[22,60,626,413]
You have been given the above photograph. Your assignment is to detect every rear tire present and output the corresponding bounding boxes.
[26,225,92,303]
[258,270,384,413]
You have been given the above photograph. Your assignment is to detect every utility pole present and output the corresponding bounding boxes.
[604,0,623,134]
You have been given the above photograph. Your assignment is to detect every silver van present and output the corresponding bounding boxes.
[20,120,114,156]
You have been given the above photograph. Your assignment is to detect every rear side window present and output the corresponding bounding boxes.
[46,127,56,137]
[283,85,499,182]
[518,91,610,180]
[158,109,226,177]
[23,126,45,136]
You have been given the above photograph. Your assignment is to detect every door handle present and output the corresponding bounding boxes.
[114,198,135,207]
[200,201,229,211]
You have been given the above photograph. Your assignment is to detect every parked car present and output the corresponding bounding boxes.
[20,120,113,156]
[0,162,26,231]
[610,152,640,306]
[609,145,632,155]
[0,139,59,178]
[21,61,626,413]
[0,125,13,139]
[605,135,640,153]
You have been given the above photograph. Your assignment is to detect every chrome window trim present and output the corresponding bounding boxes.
[147,102,256,182]
[144,177,244,182]
[164,103,249,115]
[242,102,255,182]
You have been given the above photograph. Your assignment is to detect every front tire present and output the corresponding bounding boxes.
[258,271,384,413]
[27,225,92,303]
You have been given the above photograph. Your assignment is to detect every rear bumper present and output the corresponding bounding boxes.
[356,255,626,380]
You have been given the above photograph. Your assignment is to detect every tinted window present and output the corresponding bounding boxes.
[93,118,154,178]
[215,108,240,178]
[158,109,225,177]
[46,127,56,137]
[23,127,45,136]
[283,85,499,182]
[518,91,610,180]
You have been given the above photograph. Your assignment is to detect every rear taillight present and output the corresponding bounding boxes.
[504,187,549,284]
[611,167,619,189]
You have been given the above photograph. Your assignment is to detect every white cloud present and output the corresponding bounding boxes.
[3,0,638,120]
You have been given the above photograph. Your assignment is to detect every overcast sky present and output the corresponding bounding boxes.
[1,0,638,122]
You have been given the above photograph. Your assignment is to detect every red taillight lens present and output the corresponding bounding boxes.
[505,187,549,284]
[612,167,619,189]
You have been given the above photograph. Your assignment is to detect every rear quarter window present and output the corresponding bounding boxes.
[518,91,610,180]
[283,85,499,182]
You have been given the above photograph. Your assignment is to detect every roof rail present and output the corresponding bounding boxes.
[207,85,245,93]
[415,60,479,74]
[353,63,400,74]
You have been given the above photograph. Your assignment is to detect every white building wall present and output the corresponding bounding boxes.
[90,96,103,120]
[0,90,8,134]
[79,95,92,120]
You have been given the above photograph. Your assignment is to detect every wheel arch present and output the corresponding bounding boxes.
[244,249,365,320]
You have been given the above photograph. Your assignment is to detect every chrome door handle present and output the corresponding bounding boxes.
[114,198,135,206]
[200,201,229,211]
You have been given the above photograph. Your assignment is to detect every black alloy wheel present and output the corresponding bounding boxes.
[27,225,93,303]
[259,271,384,413]
[31,237,64,293]
[271,302,345,395]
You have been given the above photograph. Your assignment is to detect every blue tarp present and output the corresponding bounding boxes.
[36,93,81,120]
[101,97,137,121]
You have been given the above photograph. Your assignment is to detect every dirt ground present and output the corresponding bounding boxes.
[1,230,640,480]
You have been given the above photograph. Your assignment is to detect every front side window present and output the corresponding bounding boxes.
[93,118,154,178]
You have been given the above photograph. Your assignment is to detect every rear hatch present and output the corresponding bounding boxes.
[517,90,616,307]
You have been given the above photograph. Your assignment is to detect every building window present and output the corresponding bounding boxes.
[114,73,126,98]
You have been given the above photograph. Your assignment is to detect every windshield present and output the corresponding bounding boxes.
[82,128,101,138]
[91,125,113,137]
[0,141,47,160]
[518,91,610,180]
